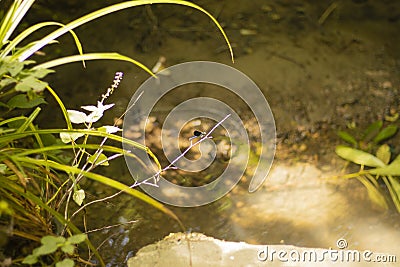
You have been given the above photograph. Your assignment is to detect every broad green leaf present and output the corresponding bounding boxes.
[16,76,48,92]
[376,144,391,165]
[335,145,386,167]
[61,244,75,254]
[0,77,17,87]
[22,254,38,264]
[38,133,57,146]
[60,132,85,143]
[56,258,75,267]
[73,189,85,206]
[362,120,382,141]
[31,68,54,78]
[8,61,24,76]
[67,110,87,124]
[373,125,398,144]
[369,154,400,176]
[67,234,87,244]
[7,94,47,108]
[88,153,109,166]
[35,244,58,255]
[357,176,388,210]
[41,235,65,245]
[337,131,357,146]
[15,82,31,92]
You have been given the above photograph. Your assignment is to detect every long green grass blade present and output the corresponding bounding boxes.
[33,53,154,77]
[11,143,146,169]
[1,21,83,60]
[45,85,72,130]
[356,175,388,210]
[0,128,145,150]
[16,107,40,133]
[382,176,400,212]
[0,0,35,46]
[12,156,180,222]
[0,128,160,170]
[17,0,233,62]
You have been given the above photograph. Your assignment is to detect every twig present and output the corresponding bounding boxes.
[318,2,337,25]
[68,113,232,221]
[85,220,137,234]
[159,113,231,174]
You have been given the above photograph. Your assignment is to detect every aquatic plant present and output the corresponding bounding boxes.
[335,120,400,212]
[0,0,232,265]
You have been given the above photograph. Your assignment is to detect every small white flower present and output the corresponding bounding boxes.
[98,125,121,134]
[81,101,114,123]
[67,110,88,124]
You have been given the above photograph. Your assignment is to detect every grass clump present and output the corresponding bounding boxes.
[0,0,232,265]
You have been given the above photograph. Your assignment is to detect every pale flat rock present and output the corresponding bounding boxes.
[127,232,397,267]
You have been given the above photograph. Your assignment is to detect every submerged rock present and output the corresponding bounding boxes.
[127,232,397,267]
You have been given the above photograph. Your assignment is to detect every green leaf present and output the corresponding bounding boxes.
[56,258,75,267]
[357,175,388,210]
[8,60,24,76]
[38,133,57,146]
[16,76,48,92]
[337,131,357,146]
[41,235,65,246]
[15,82,31,92]
[73,189,85,206]
[67,234,87,244]
[369,155,400,176]
[22,254,38,264]
[335,145,386,167]
[376,144,391,165]
[7,94,47,108]
[30,68,54,78]
[61,244,75,254]
[0,77,17,87]
[33,235,65,256]
[35,244,58,255]
[373,125,398,144]
[362,120,382,141]
[60,132,85,143]
[88,153,109,166]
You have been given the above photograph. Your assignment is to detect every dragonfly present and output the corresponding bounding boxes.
[188,130,207,141]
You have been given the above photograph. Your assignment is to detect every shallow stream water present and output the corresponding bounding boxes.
[25,0,400,265]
